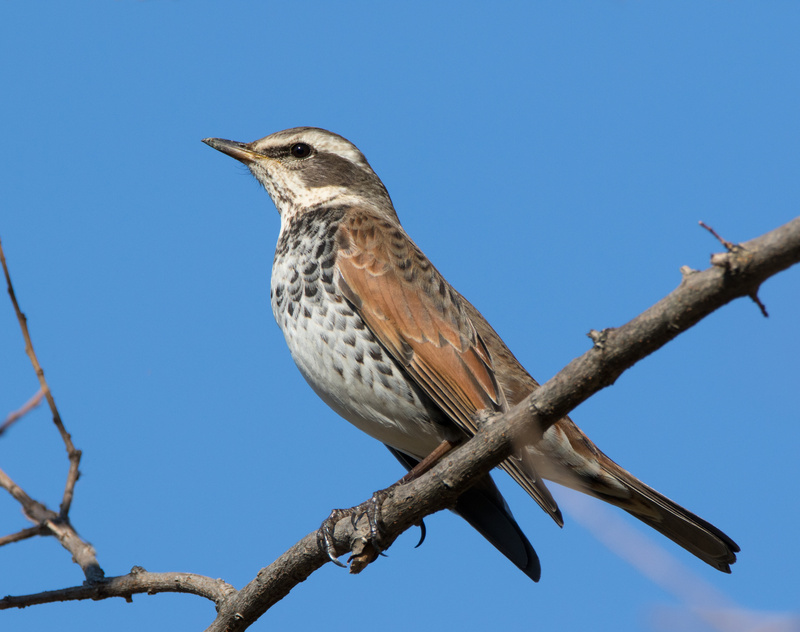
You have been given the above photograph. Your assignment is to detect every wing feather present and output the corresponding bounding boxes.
[335,209,561,522]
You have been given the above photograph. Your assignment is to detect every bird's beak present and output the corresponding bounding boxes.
[202,137,261,165]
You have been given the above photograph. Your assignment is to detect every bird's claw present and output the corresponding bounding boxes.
[414,520,427,548]
[364,490,388,545]
[317,508,351,567]
[350,510,366,530]
[316,489,391,570]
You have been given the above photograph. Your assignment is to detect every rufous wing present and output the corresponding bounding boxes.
[335,209,561,522]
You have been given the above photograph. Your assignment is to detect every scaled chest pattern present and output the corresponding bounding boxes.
[269,206,450,456]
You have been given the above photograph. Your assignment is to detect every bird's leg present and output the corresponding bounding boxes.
[398,439,458,484]
[361,438,458,544]
[317,439,458,568]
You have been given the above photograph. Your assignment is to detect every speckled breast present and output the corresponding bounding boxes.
[269,206,454,458]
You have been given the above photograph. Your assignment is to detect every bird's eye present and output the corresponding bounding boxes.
[290,143,312,158]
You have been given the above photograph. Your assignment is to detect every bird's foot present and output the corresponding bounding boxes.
[316,489,391,573]
[317,507,354,568]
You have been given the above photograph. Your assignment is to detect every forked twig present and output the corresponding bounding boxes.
[699,221,770,317]
[0,238,101,581]
[0,239,82,517]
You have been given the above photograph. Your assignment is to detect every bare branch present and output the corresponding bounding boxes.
[0,525,48,547]
[0,388,44,436]
[0,238,101,581]
[0,466,59,526]
[699,222,772,317]
[202,218,800,630]
[0,567,235,610]
[2,217,798,627]
[0,466,103,581]
[0,238,82,517]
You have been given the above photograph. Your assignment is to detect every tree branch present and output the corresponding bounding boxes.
[0,237,82,519]
[0,568,235,610]
[1,238,101,582]
[203,217,800,630]
[2,217,798,628]
[0,461,103,582]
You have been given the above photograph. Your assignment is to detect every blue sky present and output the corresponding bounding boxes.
[1,3,798,631]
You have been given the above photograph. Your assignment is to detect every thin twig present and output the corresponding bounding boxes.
[699,221,735,251]
[0,238,82,518]
[0,388,45,436]
[699,223,771,318]
[0,525,48,547]
[0,568,236,610]
[749,292,769,318]
[0,238,99,580]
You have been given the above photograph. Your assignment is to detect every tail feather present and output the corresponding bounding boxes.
[386,445,541,581]
[462,289,739,572]
[537,440,740,572]
[451,476,541,581]
[596,460,739,573]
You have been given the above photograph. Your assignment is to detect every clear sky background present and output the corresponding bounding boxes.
[2,3,799,631]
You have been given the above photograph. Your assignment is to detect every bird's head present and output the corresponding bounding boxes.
[203,127,395,223]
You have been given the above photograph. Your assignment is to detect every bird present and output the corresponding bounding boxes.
[202,127,739,581]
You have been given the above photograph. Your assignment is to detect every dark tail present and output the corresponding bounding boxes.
[563,451,740,573]
[608,468,739,572]
[386,445,540,581]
